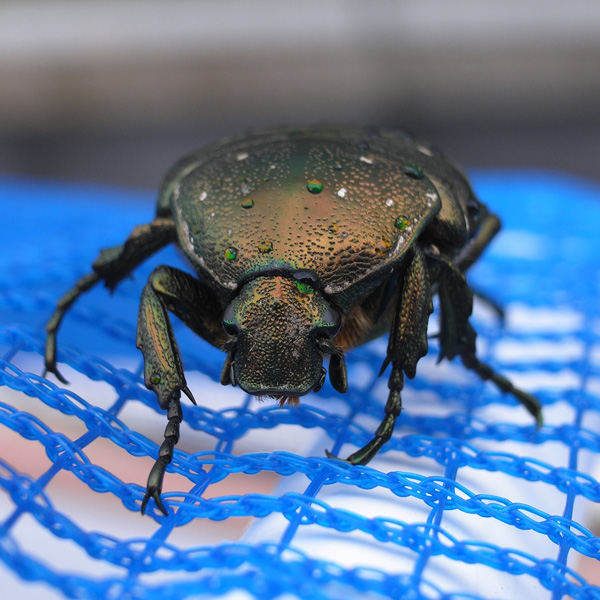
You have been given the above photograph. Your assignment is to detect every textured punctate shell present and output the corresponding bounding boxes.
[160,127,444,309]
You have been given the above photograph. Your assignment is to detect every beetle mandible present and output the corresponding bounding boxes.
[44,126,542,515]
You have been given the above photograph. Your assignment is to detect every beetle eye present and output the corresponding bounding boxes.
[467,198,481,219]
[321,306,341,338]
[295,280,314,294]
[294,270,317,283]
[222,303,239,336]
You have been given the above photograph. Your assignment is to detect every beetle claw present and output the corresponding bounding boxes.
[44,366,69,385]
[141,487,168,516]
[325,449,350,463]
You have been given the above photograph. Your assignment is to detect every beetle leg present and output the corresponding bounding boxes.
[470,287,505,323]
[434,255,476,363]
[460,352,542,426]
[44,272,101,383]
[141,396,182,516]
[454,212,501,273]
[328,246,432,465]
[136,265,225,515]
[435,255,542,426]
[44,218,176,382]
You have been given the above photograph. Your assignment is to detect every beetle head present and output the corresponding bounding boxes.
[221,274,344,401]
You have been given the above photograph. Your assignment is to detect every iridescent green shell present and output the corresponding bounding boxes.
[158,127,453,311]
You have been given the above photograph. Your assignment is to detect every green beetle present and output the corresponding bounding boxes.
[44,126,541,515]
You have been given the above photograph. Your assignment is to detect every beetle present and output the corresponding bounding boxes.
[44,126,542,515]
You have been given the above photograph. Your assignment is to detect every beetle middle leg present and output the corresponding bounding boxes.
[434,254,542,426]
[44,217,176,382]
[136,265,224,515]
[328,246,432,465]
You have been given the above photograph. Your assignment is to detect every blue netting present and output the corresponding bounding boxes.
[1,170,599,600]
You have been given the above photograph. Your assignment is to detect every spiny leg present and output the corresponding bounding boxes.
[45,272,100,382]
[328,245,432,465]
[435,254,542,426]
[454,212,501,273]
[460,352,542,426]
[471,288,505,323]
[44,218,176,382]
[136,265,225,515]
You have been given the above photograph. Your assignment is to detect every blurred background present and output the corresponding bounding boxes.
[1,0,599,190]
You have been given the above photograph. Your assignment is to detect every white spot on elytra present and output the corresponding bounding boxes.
[359,156,373,164]
[236,152,249,161]
[337,188,347,198]
[385,198,394,207]
[200,191,207,201]
[425,192,438,206]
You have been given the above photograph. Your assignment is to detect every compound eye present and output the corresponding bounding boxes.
[467,198,481,220]
[321,305,341,338]
[222,303,239,336]
[294,270,317,283]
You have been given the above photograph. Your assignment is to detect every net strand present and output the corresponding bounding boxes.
[1,172,599,599]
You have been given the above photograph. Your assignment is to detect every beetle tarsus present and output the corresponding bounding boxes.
[328,369,404,466]
[471,288,505,323]
[460,351,543,427]
[43,365,69,385]
[141,483,168,516]
[141,396,183,516]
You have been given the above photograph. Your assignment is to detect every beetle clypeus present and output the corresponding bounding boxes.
[44,126,542,515]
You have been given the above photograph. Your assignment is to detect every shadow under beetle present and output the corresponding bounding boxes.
[44,126,542,516]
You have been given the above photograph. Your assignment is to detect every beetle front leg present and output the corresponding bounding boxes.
[136,265,226,515]
[136,273,193,515]
[328,246,432,465]
[141,396,182,516]
[328,367,404,465]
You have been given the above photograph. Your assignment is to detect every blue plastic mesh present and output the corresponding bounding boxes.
[1,170,600,599]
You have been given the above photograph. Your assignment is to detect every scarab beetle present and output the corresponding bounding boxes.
[44,126,542,515]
